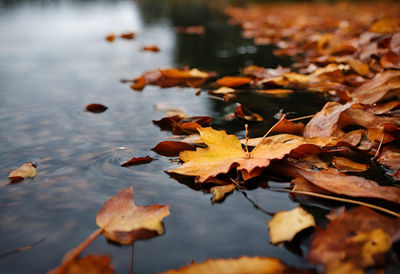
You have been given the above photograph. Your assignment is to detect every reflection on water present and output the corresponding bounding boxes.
[0,0,323,273]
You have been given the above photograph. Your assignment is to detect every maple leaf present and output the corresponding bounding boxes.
[169,127,339,182]
[308,206,400,273]
[268,206,316,244]
[96,186,170,244]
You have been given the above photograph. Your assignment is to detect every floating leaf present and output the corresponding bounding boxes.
[175,25,205,35]
[152,141,195,157]
[120,32,135,40]
[268,206,316,244]
[85,104,108,113]
[64,254,114,274]
[121,156,154,167]
[210,184,236,203]
[234,104,263,122]
[8,162,37,183]
[105,34,115,42]
[162,256,308,274]
[216,76,252,87]
[96,186,170,244]
[142,45,160,52]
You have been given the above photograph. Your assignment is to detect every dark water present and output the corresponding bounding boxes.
[0,1,330,273]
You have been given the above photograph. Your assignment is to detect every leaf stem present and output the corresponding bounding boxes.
[254,114,287,148]
[287,114,314,122]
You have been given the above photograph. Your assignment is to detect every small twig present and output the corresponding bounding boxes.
[287,114,315,122]
[230,178,274,216]
[0,237,45,258]
[272,189,400,218]
[373,131,385,160]
[255,114,287,148]
[129,243,135,274]
[244,124,250,158]
[48,228,104,274]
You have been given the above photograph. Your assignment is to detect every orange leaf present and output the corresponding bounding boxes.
[9,162,37,183]
[216,76,252,87]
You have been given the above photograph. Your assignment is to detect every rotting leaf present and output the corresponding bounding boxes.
[234,104,263,122]
[152,141,195,157]
[8,162,37,183]
[96,186,170,244]
[210,184,235,203]
[161,256,313,274]
[268,206,316,244]
[308,206,400,273]
[85,104,108,113]
[64,254,114,274]
[121,156,154,167]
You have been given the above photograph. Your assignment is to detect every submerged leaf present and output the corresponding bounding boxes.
[268,206,316,244]
[96,186,170,244]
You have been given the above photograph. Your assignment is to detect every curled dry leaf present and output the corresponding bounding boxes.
[332,157,369,173]
[170,127,340,182]
[96,186,170,244]
[85,104,108,113]
[216,76,252,88]
[210,184,235,203]
[152,141,195,157]
[234,104,263,122]
[142,45,160,52]
[308,206,400,273]
[162,256,312,274]
[120,156,154,167]
[9,162,37,183]
[268,206,316,244]
[64,254,114,274]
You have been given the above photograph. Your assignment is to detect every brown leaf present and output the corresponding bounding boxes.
[210,184,235,203]
[268,206,316,244]
[105,34,115,42]
[120,32,135,40]
[85,104,108,113]
[308,206,400,273]
[9,162,37,183]
[295,167,400,204]
[175,25,205,35]
[234,104,263,122]
[152,141,195,157]
[121,156,154,167]
[380,51,400,69]
[271,117,304,135]
[370,18,400,34]
[96,186,170,244]
[332,157,369,173]
[162,256,312,274]
[142,45,160,52]
[350,70,400,105]
[216,76,252,87]
[64,254,114,274]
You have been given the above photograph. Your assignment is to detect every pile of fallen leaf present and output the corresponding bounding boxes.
[8,1,400,273]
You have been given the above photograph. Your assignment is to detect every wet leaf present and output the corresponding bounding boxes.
[152,141,195,157]
[210,184,235,203]
[170,127,339,182]
[308,206,400,273]
[64,254,114,274]
[96,186,170,244]
[234,104,263,122]
[162,256,310,274]
[271,117,304,135]
[142,45,160,52]
[268,206,316,244]
[85,104,108,113]
[208,86,235,95]
[9,162,37,183]
[175,25,205,35]
[120,156,154,167]
[216,76,252,87]
[332,157,369,173]
[370,18,400,34]
[256,89,293,95]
